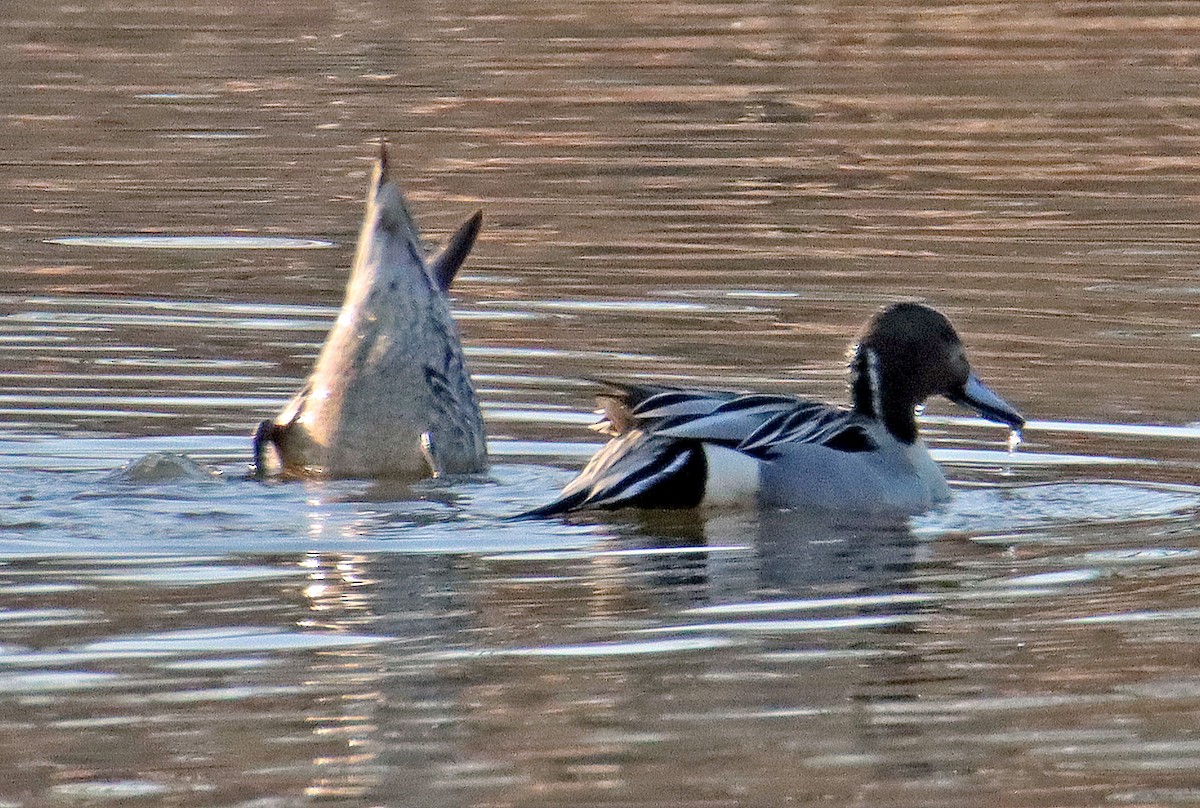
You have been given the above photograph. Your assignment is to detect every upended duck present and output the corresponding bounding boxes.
[254,144,487,479]
[526,302,1024,516]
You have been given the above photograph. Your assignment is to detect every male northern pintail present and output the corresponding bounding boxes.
[526,302,1025,516]
[254,143,487,479]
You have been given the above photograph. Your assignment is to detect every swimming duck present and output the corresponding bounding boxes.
[253,144,487,479]
[526,302,1024,516]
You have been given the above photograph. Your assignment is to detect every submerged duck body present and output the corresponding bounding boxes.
[528,303,1024,516]
[254,145,487,479]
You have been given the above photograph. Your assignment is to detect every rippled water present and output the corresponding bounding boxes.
[2,1,1199,805]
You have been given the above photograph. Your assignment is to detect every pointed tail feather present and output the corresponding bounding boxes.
[429,210,483,291]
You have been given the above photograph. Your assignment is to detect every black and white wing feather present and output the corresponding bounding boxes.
[609,383,875,457]
[524,382,877,516]
[521,431,707,516]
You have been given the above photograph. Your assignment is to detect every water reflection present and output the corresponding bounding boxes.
[46,235,334,249]
[0,486,1192,804]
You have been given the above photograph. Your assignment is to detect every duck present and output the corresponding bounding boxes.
[525,302,1024,516]
[253,143,487,479]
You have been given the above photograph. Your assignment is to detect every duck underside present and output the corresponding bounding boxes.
[254,144,486,481]
[256,341,487,479]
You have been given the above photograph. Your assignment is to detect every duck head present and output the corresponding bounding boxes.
[848,302,1025,444]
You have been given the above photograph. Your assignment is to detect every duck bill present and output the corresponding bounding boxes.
[949,373,1025,429]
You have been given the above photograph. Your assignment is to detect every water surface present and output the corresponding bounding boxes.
[2,1,1199,805]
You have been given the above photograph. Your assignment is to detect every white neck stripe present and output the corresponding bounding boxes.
[865,347,883,420]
